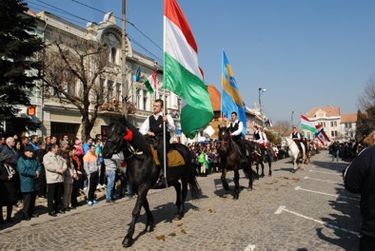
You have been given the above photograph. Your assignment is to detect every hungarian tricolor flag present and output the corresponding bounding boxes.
[163,0,213,138]
[300,115,317,134]
[144,71,157,94]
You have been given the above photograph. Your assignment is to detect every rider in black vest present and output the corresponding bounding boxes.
[139,99,175,187]
[228,112,246,161]
[291,126,303,156]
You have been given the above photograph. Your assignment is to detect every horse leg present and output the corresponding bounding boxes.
[122,185,148,248]
[142,197,154,232]
[233,168,240,200]
[172,181,183,220]
[268,156,272,176]
[242,162,253,190]
[260,160,265,178]
[221,168,230,191]
[256,161,259,178]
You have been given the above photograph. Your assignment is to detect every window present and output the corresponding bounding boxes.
[107,80,113,103]
[67,81,76,96]
[330,121,333,127]
[331,131,334,137]
[143,90,148,111]
[111,47,117,64]
[136,89,141,109]
[116,82,121,101]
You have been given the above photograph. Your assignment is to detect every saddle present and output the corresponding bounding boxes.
[149,145,185,167]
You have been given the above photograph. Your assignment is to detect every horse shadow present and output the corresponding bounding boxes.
[315,186,360,250]
[130,201,198,233]
[212,178,247,199]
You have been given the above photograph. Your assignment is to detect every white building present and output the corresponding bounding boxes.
[303,106,357,141]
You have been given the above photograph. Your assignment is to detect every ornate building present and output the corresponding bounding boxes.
[21,10,181,140]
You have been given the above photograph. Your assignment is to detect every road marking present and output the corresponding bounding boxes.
[309,169,341,176]
[274,206,360,237]
[295,186,360,201]
[303,176,341,184]
[244,244,256,251]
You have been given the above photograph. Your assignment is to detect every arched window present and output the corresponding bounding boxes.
[111,47,117,64]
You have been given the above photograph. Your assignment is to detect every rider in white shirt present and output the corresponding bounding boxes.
[139,99,175,187]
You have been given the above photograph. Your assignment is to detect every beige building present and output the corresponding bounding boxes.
[20,10,182,141]
[303,106,357,141]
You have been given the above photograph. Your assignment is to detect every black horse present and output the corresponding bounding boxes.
[252,143,273,177]
[102,117,200,248]
[217,126,254,199]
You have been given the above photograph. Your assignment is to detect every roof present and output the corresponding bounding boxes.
[207,85,221,112]
[306,106,341,118]
[341,113,357,123]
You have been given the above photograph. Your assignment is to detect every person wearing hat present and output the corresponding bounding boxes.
[0,152,18,224]
[17,145,42,221]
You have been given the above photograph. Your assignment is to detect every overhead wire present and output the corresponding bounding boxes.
[70,0,163,52]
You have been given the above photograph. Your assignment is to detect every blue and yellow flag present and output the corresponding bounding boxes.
[221,50,247,135]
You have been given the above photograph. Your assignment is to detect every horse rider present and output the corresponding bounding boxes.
[290,126,303,157]
[139,99,175,187]
[254,125,269,154]
[227,112,246,161]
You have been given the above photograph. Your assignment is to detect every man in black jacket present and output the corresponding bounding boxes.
[344,145,375,250]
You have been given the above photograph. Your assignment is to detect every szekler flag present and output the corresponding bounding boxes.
[300,115,317,134]
[221,50,247,135]
[144,71,158,94]
[163,0,213,138]
[133,66,141,82]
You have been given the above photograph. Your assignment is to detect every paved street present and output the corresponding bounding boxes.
[0,151,360,250]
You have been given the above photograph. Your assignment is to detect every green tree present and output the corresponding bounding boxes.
[0,0,43,132]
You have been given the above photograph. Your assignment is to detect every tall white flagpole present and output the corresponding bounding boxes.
[162,3,168,188]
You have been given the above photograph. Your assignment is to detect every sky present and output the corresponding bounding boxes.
[26,0,375,123]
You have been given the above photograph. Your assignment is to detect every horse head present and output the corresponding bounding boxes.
[103,117,151,159]
[217,125,232,154]
[102,118,129,158]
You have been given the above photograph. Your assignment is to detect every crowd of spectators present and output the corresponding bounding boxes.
[0,133,132,224]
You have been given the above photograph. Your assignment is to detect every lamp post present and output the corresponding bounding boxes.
[291,110,294,125]
[258,87,267,114]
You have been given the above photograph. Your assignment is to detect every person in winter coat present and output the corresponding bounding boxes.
[43,144,66,217]
[17,146,42,221]
[344,145,375,251]
[0,153,18,223]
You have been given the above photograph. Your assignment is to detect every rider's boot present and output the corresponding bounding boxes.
[155,162,167,188]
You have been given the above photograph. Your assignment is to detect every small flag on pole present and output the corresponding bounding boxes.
[133,66,141,82]
[144,71,158,94]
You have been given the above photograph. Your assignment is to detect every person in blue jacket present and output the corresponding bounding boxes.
[17,145,42,221]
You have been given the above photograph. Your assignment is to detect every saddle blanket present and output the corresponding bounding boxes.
[150,146,185,167]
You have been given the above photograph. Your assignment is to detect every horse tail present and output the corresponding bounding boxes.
[184,146,201,199]
[172,143,201,199]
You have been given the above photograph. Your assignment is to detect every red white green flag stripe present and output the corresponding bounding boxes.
[300,115,317,133]
[163,0,213,139]
[144,71,157,94]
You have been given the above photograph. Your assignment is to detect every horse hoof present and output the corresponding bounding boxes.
[260,174,265,178]
[122,237,134,248]
[148,224,155,232]
[269,172,272,176]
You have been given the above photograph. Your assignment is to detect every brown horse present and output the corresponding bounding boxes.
[217,126,254,199]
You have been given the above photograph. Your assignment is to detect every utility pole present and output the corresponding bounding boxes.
[121,0,128,116]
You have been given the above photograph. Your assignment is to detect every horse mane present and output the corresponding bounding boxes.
[121,117,151,155]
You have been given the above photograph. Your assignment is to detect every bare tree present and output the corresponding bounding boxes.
[41,39,116,141]
[272,120,292,137]
[359,79,375,110]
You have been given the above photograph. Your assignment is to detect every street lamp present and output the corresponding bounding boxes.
[291,110,294,125]
[258,87,267,114]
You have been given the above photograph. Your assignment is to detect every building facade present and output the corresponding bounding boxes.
[303,106,357,141]
[18,10,181,141]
